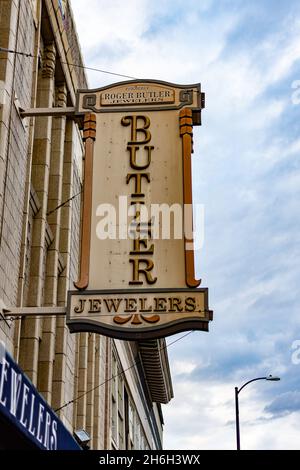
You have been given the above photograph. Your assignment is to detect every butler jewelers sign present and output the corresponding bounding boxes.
[67,80,212,340]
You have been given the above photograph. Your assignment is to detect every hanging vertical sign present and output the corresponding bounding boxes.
[67,80,212,340]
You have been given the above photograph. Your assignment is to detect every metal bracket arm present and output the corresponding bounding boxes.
[20,107,76,118]
[1,306,67,318]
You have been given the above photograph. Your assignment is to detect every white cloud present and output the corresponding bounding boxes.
[162,380,234,449]
[70,0,240,86]
[70,0,150,48]
[172,360,198,376]
[163,378,300,449]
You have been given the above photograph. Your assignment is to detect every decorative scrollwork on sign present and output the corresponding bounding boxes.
[113,313,160,325]
[179,89,193,105]
[82,94,98,112]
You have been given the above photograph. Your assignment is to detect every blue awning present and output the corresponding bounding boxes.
[0,347,81,450]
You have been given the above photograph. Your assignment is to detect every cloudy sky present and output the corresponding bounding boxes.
[70,0,300,450]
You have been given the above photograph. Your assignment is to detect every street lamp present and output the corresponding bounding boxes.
[235,375,280,450]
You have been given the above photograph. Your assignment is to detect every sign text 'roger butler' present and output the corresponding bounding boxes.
[100,85,175,106]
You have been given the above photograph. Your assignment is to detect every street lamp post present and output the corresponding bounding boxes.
[235,375,280,450]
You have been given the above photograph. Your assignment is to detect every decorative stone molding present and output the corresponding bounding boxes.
[42,42,56,79]
[55,83,67,108]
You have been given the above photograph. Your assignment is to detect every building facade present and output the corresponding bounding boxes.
[0,0,173,450]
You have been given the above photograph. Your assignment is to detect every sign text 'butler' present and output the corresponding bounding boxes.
[67,80,212,340]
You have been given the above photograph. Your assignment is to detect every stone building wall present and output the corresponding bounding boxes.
[0,0,167,450]
[0,0,36,353]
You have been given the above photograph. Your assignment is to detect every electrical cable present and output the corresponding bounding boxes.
[0,47,138,80]
[46,190,82,216]
[1,310,210,321]
[54,330,194,412]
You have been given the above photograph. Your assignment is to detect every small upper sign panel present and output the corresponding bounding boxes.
[100,84,175,106]
[76,79,203,118]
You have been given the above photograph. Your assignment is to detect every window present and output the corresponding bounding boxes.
[135,419,141,450]
[111,354,118,445]
[128,400,135,449]
[111,351,125,449]
[58,0,67,19]
[118,372,125,449]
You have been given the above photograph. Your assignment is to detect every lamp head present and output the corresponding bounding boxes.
[74,429,91,449]
[266,375,280,381]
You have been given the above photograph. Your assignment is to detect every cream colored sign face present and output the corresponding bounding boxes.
[89,110,186,290]
[68,80,212,339]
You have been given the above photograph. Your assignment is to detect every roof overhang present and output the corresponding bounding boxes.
[138,339,174,404]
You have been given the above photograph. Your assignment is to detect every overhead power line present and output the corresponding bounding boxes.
[0,47,138,80]
[54,331,194,412]
[1,310,210,322]
[46,190,82,216]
